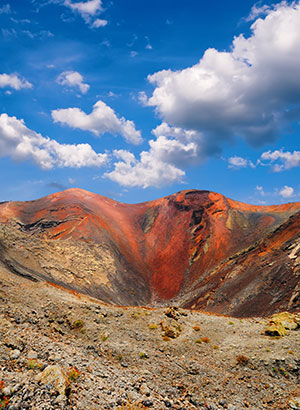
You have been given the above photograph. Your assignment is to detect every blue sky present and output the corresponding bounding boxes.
[1,0,300,204]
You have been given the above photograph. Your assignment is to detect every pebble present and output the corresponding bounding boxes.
[27,351,38,360]
[10,349,21,360]
[142,399,154,407]
[140,382,150,395]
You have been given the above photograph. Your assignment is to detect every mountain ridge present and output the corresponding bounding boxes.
[0,188,300,316]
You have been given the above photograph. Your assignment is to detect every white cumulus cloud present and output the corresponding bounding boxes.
[0,73,32,90]
[63,0,106,27]
[52,100,142,145]
[228,156,255,169]
[142,1,300,158]
[105,148,185,189]
[104,123,208,188]
[279,185,294,198]
[91,18,107,27]
[64,0,102,17]
[260,149,300,171]
[0,113,107,169]
[56,70,90,94]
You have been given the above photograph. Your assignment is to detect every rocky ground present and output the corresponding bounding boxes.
[0,265,300,410]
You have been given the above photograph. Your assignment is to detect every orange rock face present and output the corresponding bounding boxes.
[0,188,300,316]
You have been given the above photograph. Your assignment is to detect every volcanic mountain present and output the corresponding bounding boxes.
[0,188,300,317]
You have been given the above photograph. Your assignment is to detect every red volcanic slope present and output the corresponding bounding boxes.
[0,188,300,315]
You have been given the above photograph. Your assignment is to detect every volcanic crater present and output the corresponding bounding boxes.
[0,188,300,317]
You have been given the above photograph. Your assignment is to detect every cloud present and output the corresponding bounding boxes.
[145,36,152,50]
[10,17,31,24]
[0,4,11,14]
[63,0,106,27]
[56,70,90,94]
[260,149,300,171]
[2,28,17,38]
[228,155,255,169]
[130,51,138,58]
[279,185,294,198]
[91,18,107,27]
[0,73,32,90]
[127,34,138,47]
[151,122,208,165]
[245,4,271,21]
[64,0,102,17]
[100,39,110,47]
[254,184,296,202]
[256,185,265,196]
[52,100,142,144]
[0,113,107,169]
[22,29,54,39]
[105,120,228,188]
[142,1,300,159]
[227,148,300,173]
[105,148,185,188]
[105,123,209,188]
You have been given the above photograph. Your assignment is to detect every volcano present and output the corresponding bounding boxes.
[0,188,299,317]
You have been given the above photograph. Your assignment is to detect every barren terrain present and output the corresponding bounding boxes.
[0,265,300,410]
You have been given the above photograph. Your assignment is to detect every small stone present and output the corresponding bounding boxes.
[140,383,150,395]
[11,383,21,393]
[142,399,153,407]
[2,386,12,396]
[10,349,21,360]
[53,394,67,405]
[127,390,139,402]
[27,351,38,360]
[289,398,300,409]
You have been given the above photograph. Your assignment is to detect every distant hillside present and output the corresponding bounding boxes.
[0,188,299,316]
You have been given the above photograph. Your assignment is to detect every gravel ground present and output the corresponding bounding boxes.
[0,266,300,410]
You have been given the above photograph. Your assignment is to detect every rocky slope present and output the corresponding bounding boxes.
[0,264,300,410]
[0,188,300,316]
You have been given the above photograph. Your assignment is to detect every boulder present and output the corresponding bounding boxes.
[35,365,69,396]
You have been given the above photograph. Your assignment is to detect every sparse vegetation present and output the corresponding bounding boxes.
[164,306,180,320]
[26,359,44,370]
[68,367,80,382]
[279,368,289,378]
[72,319,84,329]
[101,333,109,342]
[236,355,249,366]
[148,323,158,330]
[0,381,10,409]
[139,352,149,359]
[160,320,182,338]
